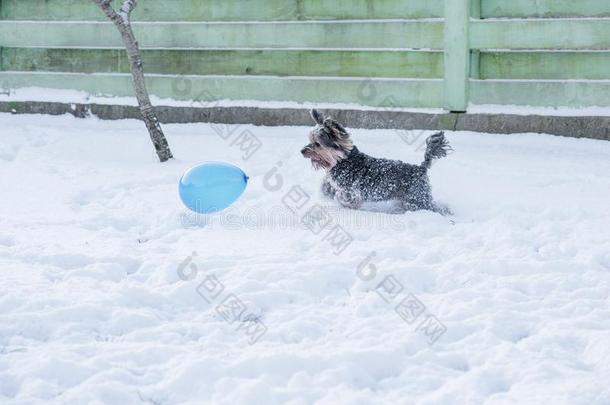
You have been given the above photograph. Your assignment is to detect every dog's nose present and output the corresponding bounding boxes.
[301,147,309,156]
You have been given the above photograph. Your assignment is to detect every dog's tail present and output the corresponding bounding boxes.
[421,132,452,170]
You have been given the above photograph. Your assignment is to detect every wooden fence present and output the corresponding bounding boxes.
[0,0,609,110]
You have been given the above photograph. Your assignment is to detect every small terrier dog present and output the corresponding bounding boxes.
[301,109,452,214]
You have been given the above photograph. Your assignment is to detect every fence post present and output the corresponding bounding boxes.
[469,0,481,80]
[443,0,471,112]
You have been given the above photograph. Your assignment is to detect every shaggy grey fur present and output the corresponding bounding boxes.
[301,109,452,214]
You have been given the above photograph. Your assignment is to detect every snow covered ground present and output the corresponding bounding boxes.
[1,112,609,404]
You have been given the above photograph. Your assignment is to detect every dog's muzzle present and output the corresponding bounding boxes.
[301,145,312,157]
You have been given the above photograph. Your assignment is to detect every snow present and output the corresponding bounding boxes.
[1,112,610,404]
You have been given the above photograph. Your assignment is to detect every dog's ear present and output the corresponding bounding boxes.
[323,117,349,140]
[311,109,325,125]
[329,119,348,137]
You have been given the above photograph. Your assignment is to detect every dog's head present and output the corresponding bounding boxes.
[301,109,353,170]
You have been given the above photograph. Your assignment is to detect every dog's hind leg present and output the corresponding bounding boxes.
[432,202,452,216]
[400,187,447,214]
[399,201,419,212]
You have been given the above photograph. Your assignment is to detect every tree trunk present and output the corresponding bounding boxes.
[93,0,173,162]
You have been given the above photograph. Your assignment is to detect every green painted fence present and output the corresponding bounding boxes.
[0,0,609,110]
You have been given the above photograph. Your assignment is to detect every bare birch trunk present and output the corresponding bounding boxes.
[93,0,173,162]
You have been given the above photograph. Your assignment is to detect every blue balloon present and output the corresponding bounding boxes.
[179,162,248,214]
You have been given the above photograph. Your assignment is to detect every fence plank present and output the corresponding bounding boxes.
[471,19,610,50]
[301,0,443,20]
[443,0,470,111]
[480,52,610,80]
[0,21,444,50]
[0,72,443,108]
[1,2,610,109]
[0,48,443,78]
[470,80,610,107]
[482,0,610,18]
[0,0,443,21]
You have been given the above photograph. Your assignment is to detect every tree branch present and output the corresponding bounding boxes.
[92,0,137,25]
[119,0,138,23]
[91,0,173,162]
[92,0,122,25]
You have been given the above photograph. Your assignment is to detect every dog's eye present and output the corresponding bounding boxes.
[314,142,320,147]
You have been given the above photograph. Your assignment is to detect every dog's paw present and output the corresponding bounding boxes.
[336,190,362,210]
[321,181,336,199]
[433,203,453,216]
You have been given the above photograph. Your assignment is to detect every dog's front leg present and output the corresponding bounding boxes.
[336,189,362,210]
[321,177,336,199]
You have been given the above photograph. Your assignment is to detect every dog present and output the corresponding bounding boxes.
[301,109,452,214]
